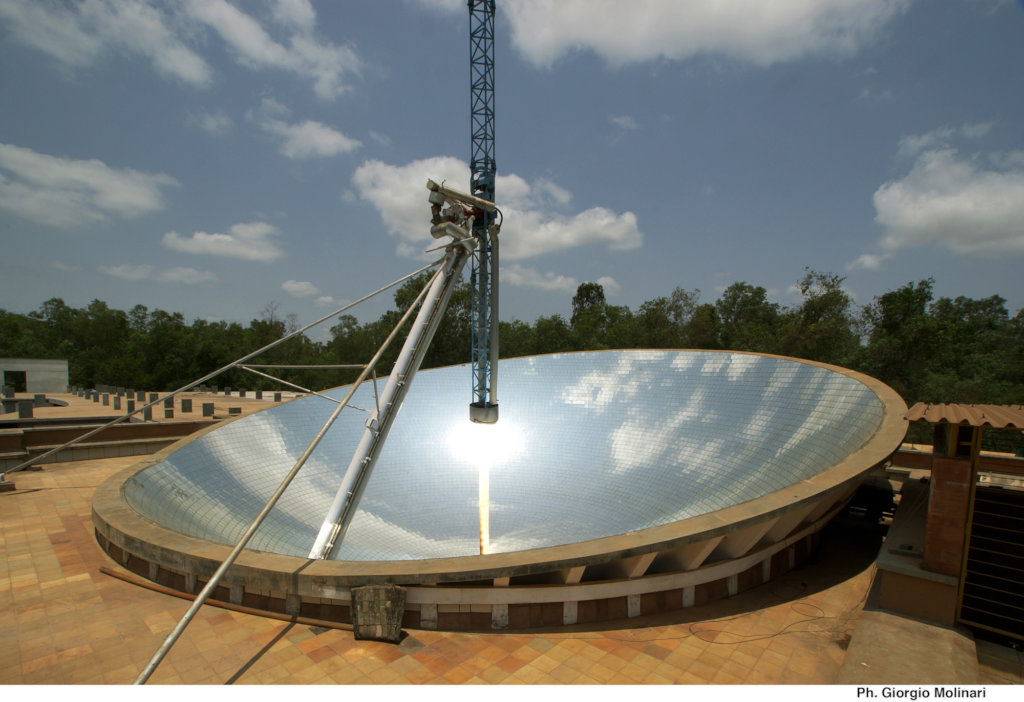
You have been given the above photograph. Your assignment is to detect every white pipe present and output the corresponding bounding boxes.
[309,245,471,559]
[489,229,499,406]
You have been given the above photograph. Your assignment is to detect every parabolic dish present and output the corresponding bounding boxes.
[122,350,898,563]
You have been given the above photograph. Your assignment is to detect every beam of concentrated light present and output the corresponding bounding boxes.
[448,420,524,555]
[479,466,490,555]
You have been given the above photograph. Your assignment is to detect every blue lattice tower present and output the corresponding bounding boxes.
[468,0,498,423]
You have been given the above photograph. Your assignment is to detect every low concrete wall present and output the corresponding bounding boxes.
[0,419,215,470]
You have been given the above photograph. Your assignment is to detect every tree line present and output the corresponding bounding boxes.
[2,270,1022,416]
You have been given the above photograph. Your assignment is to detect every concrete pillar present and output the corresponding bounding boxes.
[181,398,192,413]
[17,400,33,418]
[627,594,642,618]
[202,403,214,417]
[420,603,437,630]
[562,602,577,626]
[492,604,509,629]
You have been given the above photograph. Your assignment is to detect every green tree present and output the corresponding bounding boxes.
[532,314,572,354]
[778,270,858,365]
[683,303,721,349]
[637,287,700,348]
[570,282,609,349]
[855,279,937,401]
[715,282,781,352]
[926,294,1018,403]
[499,319,534,359]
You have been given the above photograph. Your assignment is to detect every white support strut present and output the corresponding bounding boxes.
[308,240,472,560]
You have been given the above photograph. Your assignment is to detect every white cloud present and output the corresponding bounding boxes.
[501,264,579,294]
[0,0,211,86]
[98,263,154,281]
[51,261,81,272]
[0,0,361,97]
[595,276,622,296]
[369,131,392,147]
[162,221,285,262]
[609,115,639,131]
[508,204,642,259]
[0,0,101,66]
[272,0,316,33]
[351,155,642,260]
[498,264,621,297]
[867,147,1024,261]
[282,279,320,297]
[498,0,912,68]
[847,253,890,272]
[98,263,218,285]
[314,295,342,308]
[533,177,572,206]
[852,124,1024,269]
[897,123,995,160]
[961,122,994,140]
[190,110,233,136]
[413,0,465,12]
[251,98,360,158]
[157,267,219,285]
[184,0,361,100]
[0,143,178,228]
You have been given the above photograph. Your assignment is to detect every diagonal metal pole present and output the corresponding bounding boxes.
[1,259,442,482]
[133,261,445,684]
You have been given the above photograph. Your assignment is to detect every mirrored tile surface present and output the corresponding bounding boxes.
[124,351,886,560]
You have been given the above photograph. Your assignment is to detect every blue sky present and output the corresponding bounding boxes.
[2,0,1023,339]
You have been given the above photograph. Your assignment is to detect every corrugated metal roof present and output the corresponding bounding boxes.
[905,403,1024,428]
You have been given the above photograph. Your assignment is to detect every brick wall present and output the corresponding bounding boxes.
[922,455,972,576]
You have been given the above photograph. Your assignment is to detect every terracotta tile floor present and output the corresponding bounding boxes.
[0,453,1007,685]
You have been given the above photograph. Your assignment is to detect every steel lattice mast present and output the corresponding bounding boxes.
[468,0,499,424]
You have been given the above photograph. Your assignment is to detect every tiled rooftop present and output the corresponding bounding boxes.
[1,403,1020,685]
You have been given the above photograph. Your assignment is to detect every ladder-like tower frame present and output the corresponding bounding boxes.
[468,0,499,424]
